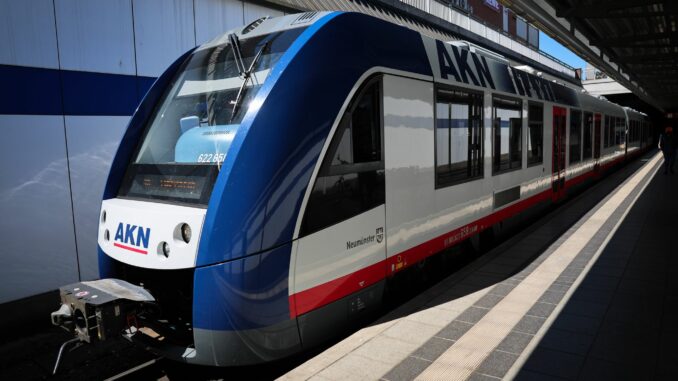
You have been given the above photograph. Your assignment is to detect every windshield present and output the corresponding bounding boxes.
[118,27,305,205]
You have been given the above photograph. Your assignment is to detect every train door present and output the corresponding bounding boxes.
[594,113,601,160]
[382,74,435,275]
[292,76,386,344]
[552,106,567,201]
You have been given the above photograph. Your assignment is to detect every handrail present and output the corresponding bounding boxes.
[537,49,576,71]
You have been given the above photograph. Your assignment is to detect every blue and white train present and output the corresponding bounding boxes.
[53,11,652,366]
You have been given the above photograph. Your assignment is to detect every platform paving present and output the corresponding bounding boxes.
[281,150,671,381]
[0,152,670,381]
[514,153,678,381]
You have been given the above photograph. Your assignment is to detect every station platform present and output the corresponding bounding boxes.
[281,150,676,381]
[0,150,672,381]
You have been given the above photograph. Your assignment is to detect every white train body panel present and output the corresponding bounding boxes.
[98,198,205,269]
[383,75,439,260]
[293,205,385,294]
[381,74,554,267]
[291,59,652,295]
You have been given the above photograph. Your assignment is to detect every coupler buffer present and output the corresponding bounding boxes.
[49,279,155,374]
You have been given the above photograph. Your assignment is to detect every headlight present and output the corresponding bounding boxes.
[181,224,192,243]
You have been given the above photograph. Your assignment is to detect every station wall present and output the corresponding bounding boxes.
[0,0,285,304]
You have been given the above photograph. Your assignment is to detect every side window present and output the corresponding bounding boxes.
[569,109,582,164]
[594,113,601,159]
[300,78,384,237]
[630,120,634,142]
[493,96,523,174]
[527,103,543,166]
[583,112,593,160]
[604,115,610,148]
[435,87,483,187]
[611,117,617,146]
[638,121,641,142]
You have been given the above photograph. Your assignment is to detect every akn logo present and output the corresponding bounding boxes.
[113,223,151,255]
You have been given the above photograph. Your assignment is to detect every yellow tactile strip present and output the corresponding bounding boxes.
[415,153,661,381]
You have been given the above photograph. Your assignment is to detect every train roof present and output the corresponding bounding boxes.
[194,11,642,121]
[197,12,332,52]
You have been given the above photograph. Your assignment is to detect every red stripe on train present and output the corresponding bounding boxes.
[383,187,553,278]
[291,261,385,317]
[289,152,639,318]
[288,187,549,319]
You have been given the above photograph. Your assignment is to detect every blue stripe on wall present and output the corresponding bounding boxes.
[0,64,156,116]
[0,65,63,115]
[61,70,138,116]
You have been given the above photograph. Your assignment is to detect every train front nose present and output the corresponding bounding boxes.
[92,197,206,361]
[85,19,315,366]
[98,198,206,270]
[95,197,300,366]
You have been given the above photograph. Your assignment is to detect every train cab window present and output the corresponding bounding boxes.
[300,78,384,237]
[435,87,483,188]
[527,103,543,166]
[583,112,593,160]
[492,96,523,174]
[569,109,582,164]
[117,27,306,205]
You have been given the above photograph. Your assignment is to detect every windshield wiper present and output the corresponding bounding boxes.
[229,40,270,122]
[228,33,246,77]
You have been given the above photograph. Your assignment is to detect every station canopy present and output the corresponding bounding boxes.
[507,0,678,111]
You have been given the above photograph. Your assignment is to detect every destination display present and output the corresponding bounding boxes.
[118,163,218,205]
[128,174,206,200]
